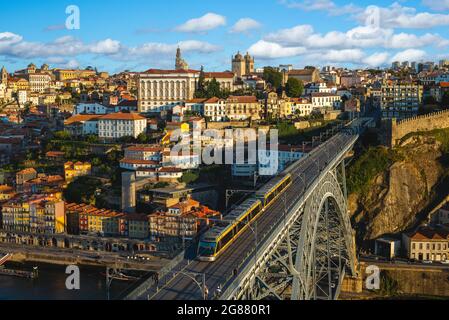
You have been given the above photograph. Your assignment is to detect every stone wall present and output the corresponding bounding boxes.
[381,110,449,147]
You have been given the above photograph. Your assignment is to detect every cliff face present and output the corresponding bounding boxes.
[349,136,446,241]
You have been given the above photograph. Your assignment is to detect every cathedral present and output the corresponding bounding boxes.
[175,47,189,71]
[232,52,254,78]
[1,66,7,86]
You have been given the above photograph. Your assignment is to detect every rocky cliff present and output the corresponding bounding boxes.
[349,134,449,241]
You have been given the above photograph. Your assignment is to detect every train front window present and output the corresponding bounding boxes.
[198,241,216,256]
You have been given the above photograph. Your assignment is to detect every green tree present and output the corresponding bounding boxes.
[179,171,199,184]
[285,78,304,97]
[137,132,149,143]
[263,67,283,90]
[195,66,207,98]
[206,78,222,98]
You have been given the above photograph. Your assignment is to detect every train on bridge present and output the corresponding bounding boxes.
[198,174,292,262]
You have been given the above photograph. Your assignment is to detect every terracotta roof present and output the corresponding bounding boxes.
[125,145,162,153]
[204,72,234,79]
[227,95,258,103]
[204,97,221,103]
[408,226,449,241]
[185,98,208,104]
[99,112,146,121]
[289,69,316,76]
[65,114,100,125]
[120,159,160,165]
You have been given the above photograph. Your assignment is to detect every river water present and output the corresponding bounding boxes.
[0,262,137,300]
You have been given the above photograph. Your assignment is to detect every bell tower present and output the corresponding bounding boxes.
[1,66,7,86]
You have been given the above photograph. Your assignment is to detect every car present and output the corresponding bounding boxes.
[440,260,449,264]
[422,260,433,264]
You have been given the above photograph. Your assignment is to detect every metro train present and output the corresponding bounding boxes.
[197,173,292,262]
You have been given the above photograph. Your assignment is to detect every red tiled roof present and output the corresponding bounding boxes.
[227,95,258,103]
[204,72,234,79]
[143,69,200,74]
[99,112,146,121]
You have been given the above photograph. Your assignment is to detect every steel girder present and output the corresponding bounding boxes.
[225,166,356,301]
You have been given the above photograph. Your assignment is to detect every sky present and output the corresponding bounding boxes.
[2,0,449,73]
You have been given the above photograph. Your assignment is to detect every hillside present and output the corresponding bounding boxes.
[348,130,449,244]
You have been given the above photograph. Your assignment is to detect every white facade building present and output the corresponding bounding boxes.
[98,112,147,139]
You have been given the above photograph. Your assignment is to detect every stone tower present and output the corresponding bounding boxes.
[1,66,7,86]
[175,47,189,70]
[244,52,254,75]
[232,52,245,78]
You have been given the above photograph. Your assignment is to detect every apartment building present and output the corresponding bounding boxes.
[98,112,147,140]
[225,95,262,121]
[403,226,449,262]
[381,81,423,114]
[204,97,227,122]
[28,73,52,93]
[64,161,92,183]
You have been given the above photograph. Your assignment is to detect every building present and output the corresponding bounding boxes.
[290,98,313,117]
[138,69,200,113]
[225,95,262,121]
[64,114,100,136]
[64,161,92,183]
[204,97,227,122]
[148,198,219,240]
[28,73,52,93]
[374,238,401,259]
[16,168,38,186]
[1,195,64,234]
[311,92,342,110]
[286,68,321,84]
[1,66,7,86]
[381,81,423,116]
[204,72,235,91]
[98,112,147,140]
[175,47,189,71]
[232,52,254,78]
[402,226,449,262]
[74,103,111,115]
[127,214,150,239]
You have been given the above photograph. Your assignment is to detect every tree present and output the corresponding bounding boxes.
[206,78,222,98]
[285,78,304,97]
[195,66,206,98]
[137,132,149,143]
[263,67,283,91]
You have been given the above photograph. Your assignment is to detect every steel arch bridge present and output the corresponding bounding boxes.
[222,166,356,300]
[125,118,372,301]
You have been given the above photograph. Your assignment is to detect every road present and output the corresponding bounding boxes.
[360,256,449,270]
[134,123,363,300]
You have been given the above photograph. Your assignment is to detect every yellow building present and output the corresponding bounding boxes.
[86,209,125,236]
[64,161,92,183]
[226,95,262,121]
[0,185,15,201]
[127,214,150,239]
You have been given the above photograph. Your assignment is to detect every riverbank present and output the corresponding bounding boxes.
[0,242,169,271]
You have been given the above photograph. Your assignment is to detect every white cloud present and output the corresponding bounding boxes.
[175,13,226,33]
[422,0,449,11]
[265,25,314,46]
[280,0,362,16]
[127,40,220,57]
[248,40,306,59]
[230,18,261,34]
[90,39,121,54]
[391,49,427,62]
[359,4,449,29]
[363,52,390,67]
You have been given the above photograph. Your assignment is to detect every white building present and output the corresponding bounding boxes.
[311,92,342,110]
[304,82,336,95]
[17,90,27,106]
[64,114,100,136]
[290,98,314,117]
[138,69,200,113]
[98,112,147,139]
[28,73,51,93]
[74,103,110,115]
[204,97,227,122]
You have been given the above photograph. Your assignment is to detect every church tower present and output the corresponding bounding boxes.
[232,52,245,78]
[244,52,254,75]
[175,47,189,70]
[1,66,7,86]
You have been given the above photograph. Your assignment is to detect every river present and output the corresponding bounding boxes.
[0,261,140,300]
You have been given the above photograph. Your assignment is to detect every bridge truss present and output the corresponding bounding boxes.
[221,162,357,301]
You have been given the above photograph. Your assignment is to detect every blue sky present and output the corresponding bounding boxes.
[2,0,449,73]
